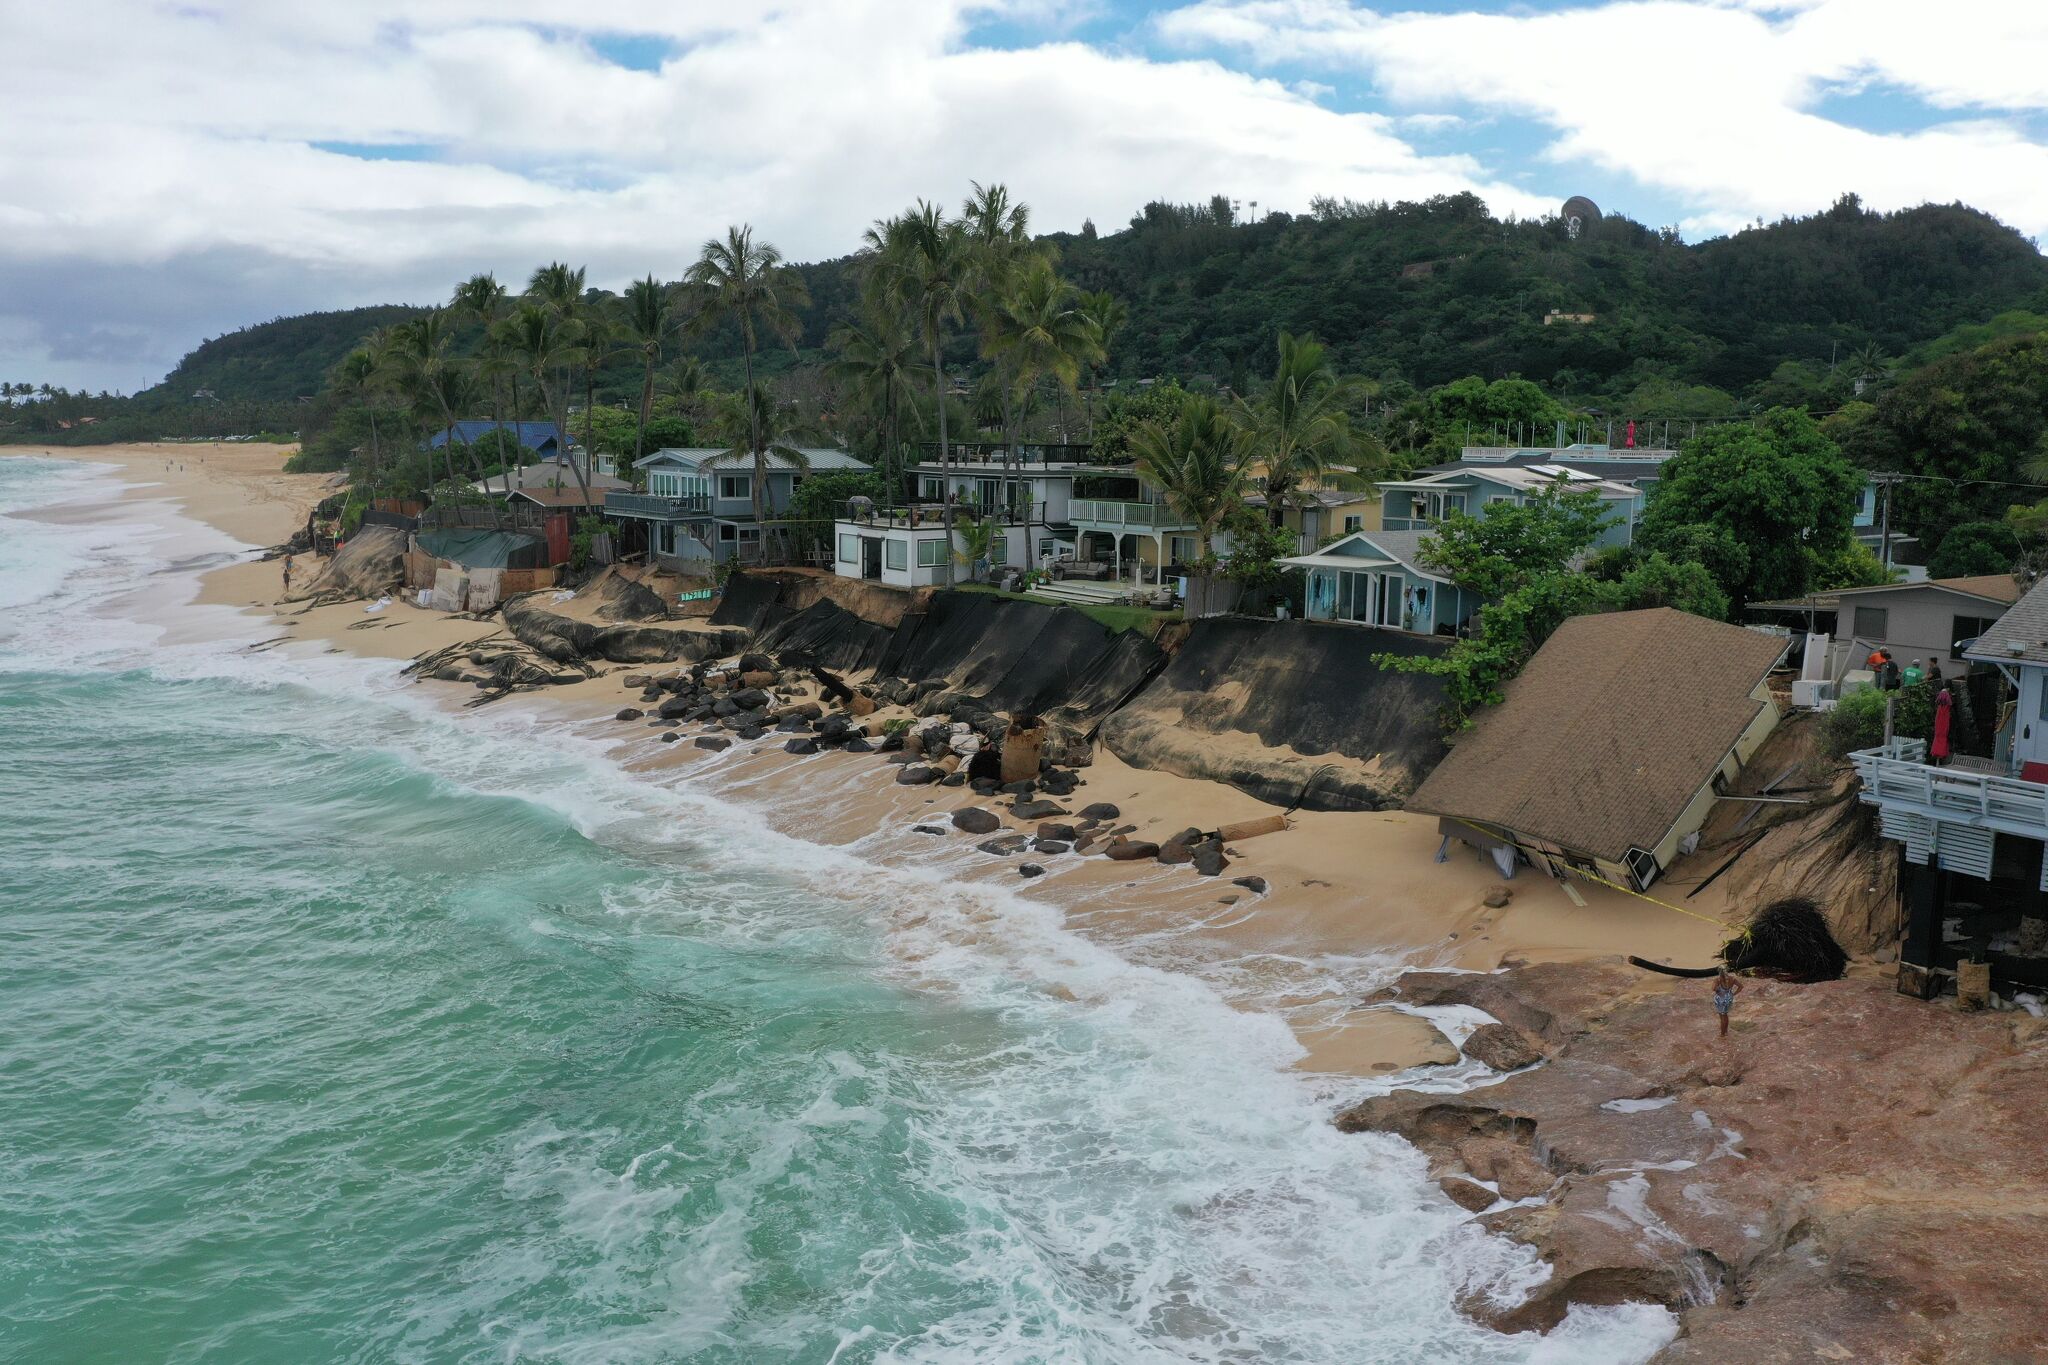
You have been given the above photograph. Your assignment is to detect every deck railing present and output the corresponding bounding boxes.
[915,440,1109,467]
[1851,740,2048,837]
[835,500,1026,529]
[606,491,711,518]
[1069,499,1193,530]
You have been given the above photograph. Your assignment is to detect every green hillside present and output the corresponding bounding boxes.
[133,194,2048,410]
[142,305,429,404]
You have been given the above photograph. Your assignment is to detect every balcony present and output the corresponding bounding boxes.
[1068,499,1191,531]
[915,440,1116,468]
[606,490,710,519]
[837,500,1026,529]
[1853,738,2048,882]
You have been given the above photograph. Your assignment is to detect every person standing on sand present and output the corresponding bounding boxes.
[1713,971,1741,1038]
[281,555,293,599]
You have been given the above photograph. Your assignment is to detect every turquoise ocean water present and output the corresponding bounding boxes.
[0,457,1676,1363]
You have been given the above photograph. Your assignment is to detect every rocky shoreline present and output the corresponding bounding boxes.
[1338,958,2048,1361]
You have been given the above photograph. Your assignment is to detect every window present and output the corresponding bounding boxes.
[1852,606,1888,640]
[919,476,942,500]
[1953,614,1999,659]
[916,538,946,567]
[1168,535,1196,563]
[718,524,736,542]
[838,534,858,563]
[988,535,1008,565]
[718,474,750,500]
[1343,515,1363,533]
[886,539,908,571]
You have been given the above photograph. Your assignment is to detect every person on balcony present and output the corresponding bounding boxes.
[1932,684,1955,767]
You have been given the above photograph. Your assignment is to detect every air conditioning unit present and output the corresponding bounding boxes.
[1791,678,1836,710]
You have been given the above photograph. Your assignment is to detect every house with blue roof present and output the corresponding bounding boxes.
[425,421,565,461]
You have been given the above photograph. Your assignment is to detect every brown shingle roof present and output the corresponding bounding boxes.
[509,484,607,509]
[1927,574,2025,605]
[1406,608,1787,862]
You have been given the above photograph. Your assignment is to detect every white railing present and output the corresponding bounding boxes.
[1851,741,2048,837]
[1070,499,1187,529]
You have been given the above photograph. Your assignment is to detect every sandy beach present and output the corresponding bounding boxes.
[22,441,1739,1077]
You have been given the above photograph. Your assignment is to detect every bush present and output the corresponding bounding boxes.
[1819,687,1887,757]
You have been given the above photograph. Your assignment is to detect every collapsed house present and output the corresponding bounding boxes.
[1407,607,1788,891]
[404,529,555,613]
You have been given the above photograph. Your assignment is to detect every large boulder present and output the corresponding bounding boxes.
[1463,1023,1547,1072]
[952,808,1002,835]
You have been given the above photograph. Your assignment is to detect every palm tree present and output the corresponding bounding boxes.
[622,275,673,467]
[953,516,1001,584]
[335,346,391,489]
[961,182,1037,507]
[828,307,927,493]
[669,354,708,424]
[1076,290,1128,436]
[713,382,810,562]
[526,261,588,471]
[505,301,592,508]
[688,226,810,542]
[864,202,971,585]
[1131,393,1255,562]
[1235,332,1364,535]
[389,311,498,523]
[453,272,517,500]
[983,260,1104,514]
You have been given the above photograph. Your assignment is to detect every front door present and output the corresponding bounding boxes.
[862,536,883,580]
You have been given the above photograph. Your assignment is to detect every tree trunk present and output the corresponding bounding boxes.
[935,341,954,587]
[741,342,769,564]
[635,354,654,466]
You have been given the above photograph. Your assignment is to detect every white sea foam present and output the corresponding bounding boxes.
[0,457,1682,1363]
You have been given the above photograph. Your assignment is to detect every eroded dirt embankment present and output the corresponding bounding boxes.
[1340,960,2048,1362]
[699,573,1451,810]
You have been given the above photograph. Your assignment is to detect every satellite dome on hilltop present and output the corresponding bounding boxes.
[1562,196,1601,240]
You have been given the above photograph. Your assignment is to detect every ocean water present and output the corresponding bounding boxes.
[0,456,1677,1364]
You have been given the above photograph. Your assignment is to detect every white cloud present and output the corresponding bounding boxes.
[0,0,1545,390]
[1161,0,2048,240]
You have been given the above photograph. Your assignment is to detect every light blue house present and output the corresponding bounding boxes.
[1374,463,1643,551]
[1280,529,1481,634]
[607,447,869,564]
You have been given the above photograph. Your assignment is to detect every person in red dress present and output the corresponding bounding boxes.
[1932,684,1954,767]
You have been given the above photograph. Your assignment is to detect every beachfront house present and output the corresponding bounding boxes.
[1279,530,1479,635]
[1408,608,1788,892]
[1851,576,2048,993]
[1376,462,1644,550]
[611,447,870,567]
[833,440,1207,589]
[426,420,566,463]
[1249,488,1384,556]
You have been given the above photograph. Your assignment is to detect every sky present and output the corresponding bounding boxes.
[6,0,2048,395]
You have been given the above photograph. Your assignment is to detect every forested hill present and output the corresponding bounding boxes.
[141,194,2048,406]
[141,304,427,404]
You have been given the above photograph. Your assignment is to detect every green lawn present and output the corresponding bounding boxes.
[955,583,1181,636]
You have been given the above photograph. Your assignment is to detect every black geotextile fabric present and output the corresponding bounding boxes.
[877,591,1167,725]
[707,573,790,632]
[1126,617,1452,775]
[754,598,899,674]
